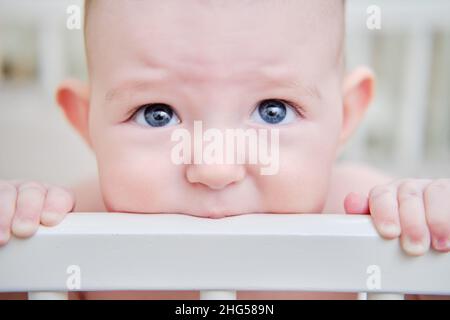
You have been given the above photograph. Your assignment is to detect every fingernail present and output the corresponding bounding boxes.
[41,211,61,225]
[402,237,428,256]
[12,220,37,237]
[433,237,450,251]
[380,223,400,238]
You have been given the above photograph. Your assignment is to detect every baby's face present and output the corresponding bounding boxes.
[86,0,345,217]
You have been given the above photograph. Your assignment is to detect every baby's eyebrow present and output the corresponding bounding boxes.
[263,76,322,100]
[105,70,321,102]
[105,79,161,103]
[255,66,322,100]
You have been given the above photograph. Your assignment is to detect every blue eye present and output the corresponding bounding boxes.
[251,99,297,125]
[134,103,180,127]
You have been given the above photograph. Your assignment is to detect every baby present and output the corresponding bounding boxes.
[0,0,449,300]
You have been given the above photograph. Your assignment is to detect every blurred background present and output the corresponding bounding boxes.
[0,0,449,187]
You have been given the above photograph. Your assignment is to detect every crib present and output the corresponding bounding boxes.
[1,213,449,300]
[1,0,450,301]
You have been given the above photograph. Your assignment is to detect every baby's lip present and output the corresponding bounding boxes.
[204,211,232,219]
[185,210,243,219]
[204,210,263,219]
[169,210,230,219]
[173,210,261,219]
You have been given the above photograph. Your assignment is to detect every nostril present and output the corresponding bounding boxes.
[186,164,245,190]
[208,180,237,190]
[190,175,237,190]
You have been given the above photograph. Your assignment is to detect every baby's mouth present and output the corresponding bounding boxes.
[205,212,233,219]
[197,210,232,219]
[176,209,247,219]
[202,210,262,219]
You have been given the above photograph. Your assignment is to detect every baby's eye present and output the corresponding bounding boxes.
[133,103,180,127]
[250,99,298,125]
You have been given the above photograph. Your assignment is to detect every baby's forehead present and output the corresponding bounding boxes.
[85,0,344,82]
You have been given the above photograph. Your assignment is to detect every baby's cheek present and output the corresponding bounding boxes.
[259,134,335,213]
[93,125,181,212]
[97,151,176,213]
[264,157,331,213]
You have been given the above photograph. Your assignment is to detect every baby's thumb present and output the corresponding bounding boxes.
[344,192,370,215]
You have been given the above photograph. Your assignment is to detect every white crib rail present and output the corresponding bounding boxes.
[0,213,449,300]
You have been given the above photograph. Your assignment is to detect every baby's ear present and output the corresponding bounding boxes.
[56,79,92,148]
[338,66,375,148]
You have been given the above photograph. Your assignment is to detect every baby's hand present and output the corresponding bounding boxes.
[0,180,75,246]
[344,179,450,256]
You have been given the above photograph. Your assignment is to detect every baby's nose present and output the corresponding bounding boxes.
[186,164,246,190]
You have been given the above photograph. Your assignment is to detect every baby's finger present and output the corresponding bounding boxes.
[368,184,401,239]
[11,182,46,238]
[344,192,370,214]
[9,180,50,190]
[424,179,450,252]
[41,186,75,226]
[397,180,430,256]
[8,180,25,187]
[0,182,17,246]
